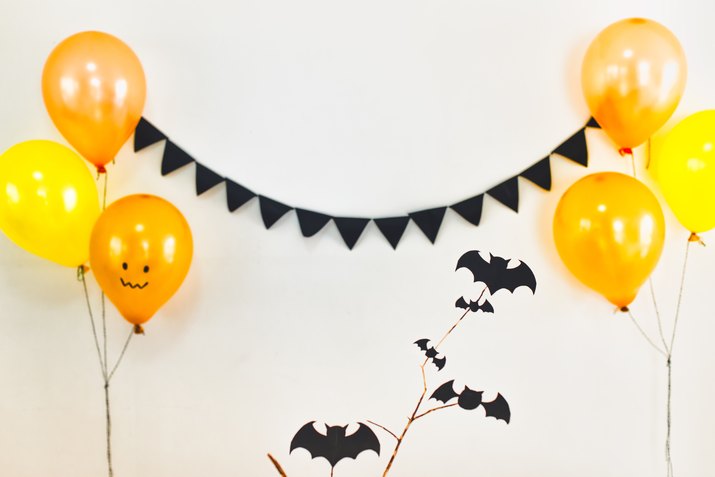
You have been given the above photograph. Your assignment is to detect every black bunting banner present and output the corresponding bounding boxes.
[134,117,600,250]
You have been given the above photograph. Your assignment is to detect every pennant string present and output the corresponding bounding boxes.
[134,118,598,249]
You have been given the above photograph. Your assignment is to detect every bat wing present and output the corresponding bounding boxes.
[432,356,446,371]
[455,297,469,309]
[456,250,493,285]
[430,380,459,404]
[414,339,430,351]
[477,300,494,313]
[494,260,536,294]
[482,393,511,424]
[340,423,380,462]
[290,421,330,460]
[457,250,510,295]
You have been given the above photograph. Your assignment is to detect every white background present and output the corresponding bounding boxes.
[1,1,715,476]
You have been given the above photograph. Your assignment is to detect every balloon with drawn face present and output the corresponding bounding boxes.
[90,194,192,332]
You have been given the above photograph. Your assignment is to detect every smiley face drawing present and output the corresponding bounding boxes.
[90,194,193,331]
[119,261,150,290]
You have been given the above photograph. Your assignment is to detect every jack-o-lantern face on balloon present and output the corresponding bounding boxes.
[90,194,192,332]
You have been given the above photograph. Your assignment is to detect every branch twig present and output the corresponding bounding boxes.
[367,420,399,442]
[382,286,488,476]
[267,453,288,477]
[414,403,458,421]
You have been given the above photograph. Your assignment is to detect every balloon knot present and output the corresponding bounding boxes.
[689,232,706,246]
[97,165,107,174]
[619,306,630,313]
[618,147,633,157]
[133,324,145,335]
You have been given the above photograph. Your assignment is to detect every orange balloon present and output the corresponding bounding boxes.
[90,195,192,330]
[42,31,146,171]
[582,18,686,150]
[553,172,665,308]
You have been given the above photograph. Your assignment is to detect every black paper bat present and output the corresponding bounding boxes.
[455,296,494,314]
[430,380,511,423]
[456,251,536,295]
[290,421,380,473]
[414,338,447,371]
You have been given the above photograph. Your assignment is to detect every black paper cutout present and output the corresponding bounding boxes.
[161,140,195,176]
[458,387,484,410]
[456,251,537,296]
[290,422,380,471]
[133,117,167,152]
[195,163,224,195]
[486,177,519,212]
[296,209,333,238]
[334,218,370,250]
[374,217,410,250]
[482,394,511,423]
[226,180,256,212]
[259,196,293,229]
[586,117,601,129]
[284,250,532,473]
[520,157,551,191]
[430,380,510,423]
[553,128,588,166]
[431,380,459,404]
[450,194,484,227]
[136,118,593,248]
[414,338,447,371]
[409,207,447,244]
[455,297,494,314]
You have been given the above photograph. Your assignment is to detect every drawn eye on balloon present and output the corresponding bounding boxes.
[90,194,193,333]
[119,262,150,289]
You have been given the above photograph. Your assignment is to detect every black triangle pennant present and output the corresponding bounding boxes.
[334,218,370,250]
[586,117,601,129]
[296,209,332,237]
[226,180,256,212]
[374,216,410,249]
[553,128,588,166]
[486,177,519,212]
[450,194,484,226]
[161,141,195,176]
[259,196,293,229]
[195,163,224,195]
[520,157,552,191]
[409,207,447,244]
[134,117,167,152]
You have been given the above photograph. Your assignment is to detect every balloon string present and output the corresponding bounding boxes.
[626,310,667,358]
[662,237,692,477]
[108,329,134,382]
[649,279,671,356]
[669,240,691,353]
[105,382,113,477]
[102,170,108,211]
[666,357,673,477]
[78,266,107,380]
[84,168,136,477]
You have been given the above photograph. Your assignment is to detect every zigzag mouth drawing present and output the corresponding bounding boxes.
[120,278,149,289]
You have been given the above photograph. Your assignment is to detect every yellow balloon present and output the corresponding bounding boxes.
[0,140,100,266]
[553,172,665,308]
[650,110,715,233]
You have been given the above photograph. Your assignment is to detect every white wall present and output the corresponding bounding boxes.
[1,1,715,476]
